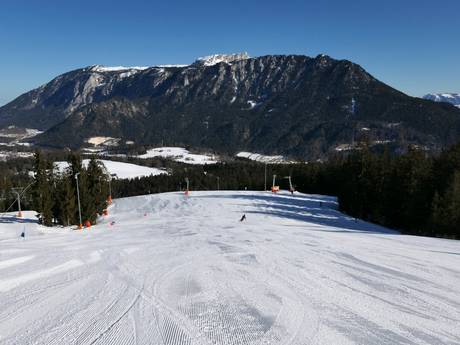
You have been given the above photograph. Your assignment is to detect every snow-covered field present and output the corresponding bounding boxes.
[0,191,459,344]
[55,159,167,179]
[136,147,218,165]
[0,151,34,161]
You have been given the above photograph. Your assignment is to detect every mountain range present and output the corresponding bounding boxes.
[1,53,460,160]
[423,93,460,108]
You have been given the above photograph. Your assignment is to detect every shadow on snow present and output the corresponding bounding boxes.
[0,215,37,224]
[196,192,398,235]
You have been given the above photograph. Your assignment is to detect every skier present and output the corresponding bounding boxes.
[20,226,25,239]
[240,214,246,222]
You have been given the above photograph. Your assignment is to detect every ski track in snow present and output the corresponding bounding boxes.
[0,191,459,344]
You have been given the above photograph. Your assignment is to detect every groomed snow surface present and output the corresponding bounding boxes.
[0,191,459,345]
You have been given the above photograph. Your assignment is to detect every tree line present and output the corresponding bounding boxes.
[333,144,460,239]
[31,151,109,227]
[1,145,460,238]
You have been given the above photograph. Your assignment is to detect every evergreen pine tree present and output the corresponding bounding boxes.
[86,157,108,222]
[56,171,77,226]
[436,171,460,238]
[32,150,54,226]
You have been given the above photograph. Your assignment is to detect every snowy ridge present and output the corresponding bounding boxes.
[156,64,190,68]
[195,53,250,66]
[90,65,149,72]
[90,54,249,72]
[0,191,459,344]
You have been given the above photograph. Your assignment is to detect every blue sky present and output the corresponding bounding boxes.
[0,0,459,105]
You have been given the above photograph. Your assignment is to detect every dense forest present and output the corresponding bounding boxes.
[1,144,460,239]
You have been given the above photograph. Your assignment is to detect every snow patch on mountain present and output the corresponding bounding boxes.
[157,64,189,68]
[86,136,120,147]
[195,53,250,66]
[91,65,149,72]
[118,71,139,79]
[246,100,262,109]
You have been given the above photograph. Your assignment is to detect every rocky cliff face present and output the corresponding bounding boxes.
[0,65,150,130]
[1,53,460,159]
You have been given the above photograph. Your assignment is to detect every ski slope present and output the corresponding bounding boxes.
[0,191,459,345]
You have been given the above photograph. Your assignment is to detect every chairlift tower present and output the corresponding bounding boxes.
[284,176,294,193]
[108,173,117,204]
[271,175,279,193]
[11,187,24,218]
[264,163,267,191]
[74,173,83,230]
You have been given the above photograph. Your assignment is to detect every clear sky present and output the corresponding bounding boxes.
[0,0,459,105]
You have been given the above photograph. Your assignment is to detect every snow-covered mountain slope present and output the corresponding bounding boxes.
[423,93,460,108]
[0,191,459,344]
